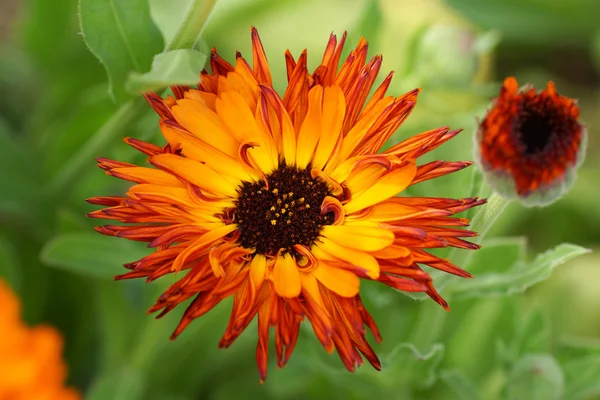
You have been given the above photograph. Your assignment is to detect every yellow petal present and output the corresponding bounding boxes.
[322,224,394,252]
[272,253,301,298]
[150,154,239,197]
[312,85,346,169]
[160,122,257,182]
[314,238,380,279]
[295,86,324,168]
[171,99,239,157]
[313,261,360,298]
[249,254,267,287]
[344,163,417,214]
[216,91,262,143]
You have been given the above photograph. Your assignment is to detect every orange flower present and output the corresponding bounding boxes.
[88,28,484,382]
[0,279,80,400]
[477,77,585,206]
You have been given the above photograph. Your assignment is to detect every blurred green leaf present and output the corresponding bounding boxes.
[126,49,206,94]
[79,0,164,102]
[558,337,600,400]
[563,353,600,399]
[468,236,527,274]
[507,354,564,400]
[0,119,39,219]
[451,244,590,299]
[387,343,445,389]
[447,0,600,44]
[86,367,146,400]
[0,235,21,291]
[347,0,382,48]
[40,233,148,279]
[439,369,481,400]
[149,0,195,47]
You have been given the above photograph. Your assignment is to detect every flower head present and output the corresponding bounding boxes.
[477,77,586,206]
[88,28,484,382]
[0,279,80,399]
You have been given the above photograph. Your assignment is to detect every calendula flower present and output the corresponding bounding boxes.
[88,28,484,382]
[477,77,586,206]
[0,279,80,399]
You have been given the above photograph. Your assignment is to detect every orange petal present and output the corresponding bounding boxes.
[344,163,417,214]
[314,238,380,279]
[272,253,301,298]
[313,85,346,169]
[313,261,360,298]
[249,254,267,287]
[321,224,393,252]
[150,154,239,197]
[295,85,324,168]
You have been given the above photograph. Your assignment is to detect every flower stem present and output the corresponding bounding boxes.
[165,0,217,51]
[46,97,146,197]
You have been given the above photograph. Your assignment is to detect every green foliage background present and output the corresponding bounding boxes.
[0,0,599,399]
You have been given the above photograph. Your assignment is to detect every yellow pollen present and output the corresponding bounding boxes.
[272,188,279,194]
[281,209,286,214]
[270,219,277,225]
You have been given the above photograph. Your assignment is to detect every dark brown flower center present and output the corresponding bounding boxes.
[517,110,555,154]
[233,165,334,255]
[514,96,580,157]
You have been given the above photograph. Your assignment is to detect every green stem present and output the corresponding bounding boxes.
[166,0,217,51]
[451,192,511,269]
[46,97,146,197]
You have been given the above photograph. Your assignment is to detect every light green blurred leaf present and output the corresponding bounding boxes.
[440,369,481,400]
[507,354,564,400]
[126,49,206,94]
[0,236,21,291]
[79,0,164,102]
[450,244,590,299]
[86,367,146,400]
[468,236,527,274]
[558,337,600,400]
[149,0,195,47]
[562,353,600,399]
[40,233,148,279]
[386,343,445,389]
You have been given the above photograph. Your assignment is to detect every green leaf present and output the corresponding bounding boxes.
[79,0,164,103]
[468,236,527,274]
[86,367,145,400]
[0,119,39,219]
[126,49,206,94]
[450,244,590,299]
[439,369,481,400]
[40,233,148,279]
[149,0,195,47]
[386,343,445,389]
[559,337,600,400]
[507,354,564,400]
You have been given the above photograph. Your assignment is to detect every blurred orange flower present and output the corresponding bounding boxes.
[0,279,80,400]
[89,28,484,382]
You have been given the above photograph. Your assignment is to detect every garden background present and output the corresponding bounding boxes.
[0,0,599,398]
